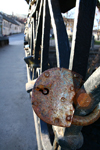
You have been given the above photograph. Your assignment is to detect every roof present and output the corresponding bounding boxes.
[16,19,25,24]
[0,12,19,26]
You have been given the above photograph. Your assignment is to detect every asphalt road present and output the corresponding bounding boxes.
[0,33,37,150]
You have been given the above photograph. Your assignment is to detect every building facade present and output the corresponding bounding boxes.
[0,14,3,37]
[63,17,74,39]
[0,12,25,36]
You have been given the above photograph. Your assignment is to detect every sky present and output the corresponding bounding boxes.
[0,0,29,15]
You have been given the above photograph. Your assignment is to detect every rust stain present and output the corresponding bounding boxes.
[54,118,60,124]
[73,88,92,108]
[95,85,97,88]
[77,93,92,107]
[61,97,65,102]
[44,71,50,78]
[70,85,74,91]
[66,115,72,121]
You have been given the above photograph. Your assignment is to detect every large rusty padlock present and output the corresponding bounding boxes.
[31,68,82,127]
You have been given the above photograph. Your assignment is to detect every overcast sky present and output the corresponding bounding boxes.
[0,0,29,15]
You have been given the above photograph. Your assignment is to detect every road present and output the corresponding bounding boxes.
[0,33,37,150]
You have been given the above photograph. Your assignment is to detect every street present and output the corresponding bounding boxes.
[0,33,37,150]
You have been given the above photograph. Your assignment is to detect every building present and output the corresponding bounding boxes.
[93,18,100,40]
[15,20,25,32]
[0,12,25,36]
[0,12,20,36]
[93,29,100,40]
[0,14,3,37]
[63,17,74,39]
[63,17,100,41]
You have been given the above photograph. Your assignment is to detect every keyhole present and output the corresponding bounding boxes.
[39,88,49,95]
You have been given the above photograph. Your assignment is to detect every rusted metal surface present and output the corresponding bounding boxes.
[75,67,100,115]
[72,103,100,126]
[74,89,92,108]
[32,68,82,127]
[31,67,100,127]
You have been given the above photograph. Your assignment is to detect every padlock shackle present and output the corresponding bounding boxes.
[72,103,100,126]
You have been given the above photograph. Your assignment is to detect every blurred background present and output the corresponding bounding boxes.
[0,0,28,37]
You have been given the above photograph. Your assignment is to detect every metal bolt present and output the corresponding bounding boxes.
[44,72,50,78]
[54,118,60,124]
[70,86,74,91]
[61,97,65,102]
[66,115,72,121]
